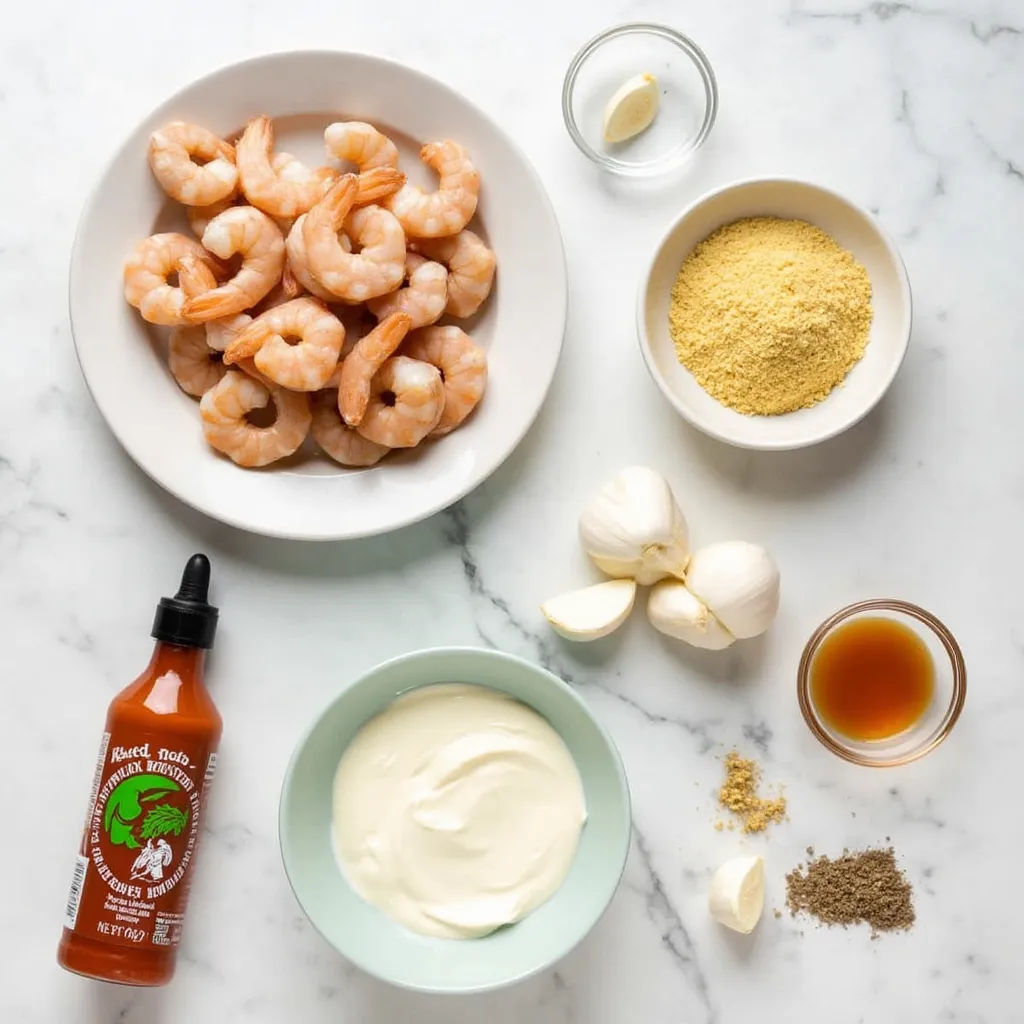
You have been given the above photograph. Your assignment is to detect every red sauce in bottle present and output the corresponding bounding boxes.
[57,555,221,986]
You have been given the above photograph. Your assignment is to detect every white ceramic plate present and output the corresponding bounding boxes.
[71,51,567,539]
[638,178,912,450]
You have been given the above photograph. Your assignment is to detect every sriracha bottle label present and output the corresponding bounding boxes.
[64,730,217,950]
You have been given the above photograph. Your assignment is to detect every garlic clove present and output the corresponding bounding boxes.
[602,72,660,144]
[578,467,690,586]
[684,541,780,640]
[708,855,765,934]
[646,581,734,649]
[542,579,637,642]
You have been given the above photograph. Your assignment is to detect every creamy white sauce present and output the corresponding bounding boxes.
[331,683,587,939]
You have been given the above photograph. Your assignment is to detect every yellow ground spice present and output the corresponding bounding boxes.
[668,217,873,416]
[717,750,786,834]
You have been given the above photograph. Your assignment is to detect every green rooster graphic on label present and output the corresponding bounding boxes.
[103,774,190,850]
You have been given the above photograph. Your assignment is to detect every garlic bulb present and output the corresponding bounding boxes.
[578,467,690,585]
[646,580,734,650]
[683,541,780,640]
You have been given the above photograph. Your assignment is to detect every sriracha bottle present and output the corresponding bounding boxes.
[57,554,221,986]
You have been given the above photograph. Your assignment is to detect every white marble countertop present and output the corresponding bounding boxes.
[4,0,1023,1020]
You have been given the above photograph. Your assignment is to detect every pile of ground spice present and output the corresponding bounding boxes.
[668,216,873,416]
[785,846,915,935]
[716,750,786,834]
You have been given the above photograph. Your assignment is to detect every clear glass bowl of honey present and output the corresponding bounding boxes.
[797,599,966,767]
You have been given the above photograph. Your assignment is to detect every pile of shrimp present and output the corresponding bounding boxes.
[124,116,496,468]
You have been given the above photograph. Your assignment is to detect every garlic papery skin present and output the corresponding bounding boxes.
[646,581,734,650]
[541,579,637,642]
[683,541,780,640]
[708,855,765,934]
[578,467,690,585]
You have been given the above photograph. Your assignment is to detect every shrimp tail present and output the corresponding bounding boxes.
[338,311,413,426]
[175,254,219,300]
[306,174,359,234]
[224,320,274,364]
[354,167,406,207]
[242,114,274,160]
[281,261,302,300]
[183,288,247,323]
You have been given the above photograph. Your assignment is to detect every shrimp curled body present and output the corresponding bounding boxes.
[324,122,399,171]
[402,325,487,435]
[124,233,218,325]
[302,176,406,303]
[182,207,285,322]
[224,298,345,393]
[236,116,333,220]
[356,355,445,448]
[367,253,447,328]
[338,312,412,426]
[413,230,495,318]
[168,327,226,397]
[311,391,390,467]
[147,122,237,206]
[387,140,479,238]
[199,371,311,467]
[285,167,406,302]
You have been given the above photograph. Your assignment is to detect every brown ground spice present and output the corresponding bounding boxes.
[785,847,915,934]
[668,217,873,416]
[716,751,786,834]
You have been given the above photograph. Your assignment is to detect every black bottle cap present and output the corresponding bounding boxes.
[151,554,219,650]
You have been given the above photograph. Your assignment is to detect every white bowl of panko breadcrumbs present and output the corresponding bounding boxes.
[637,178,912,450]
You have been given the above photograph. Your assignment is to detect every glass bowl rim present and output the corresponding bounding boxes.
[797,598,967,767]
[561,22,719,177]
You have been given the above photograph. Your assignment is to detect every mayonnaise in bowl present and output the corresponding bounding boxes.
[331,683,587,939]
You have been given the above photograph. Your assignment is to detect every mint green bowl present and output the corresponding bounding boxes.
[279,647,631,994]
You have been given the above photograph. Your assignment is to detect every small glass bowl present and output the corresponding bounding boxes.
[562,23,718,178]
[797,599,966,767]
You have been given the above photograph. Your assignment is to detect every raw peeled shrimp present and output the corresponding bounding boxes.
[182,206,285,322]
[356,355,445,448]
[224,297,345,392]
[285,167,406,301]
[168,326,226,397]
[402,325,487,435]
[302,175,407,302]
[311,391,390,467]
[236,116,336,220]
[413,230,496,318]
[387,140,479,238]
[367,253,447,328]
[124,233,219,325]
[148,122,238,206]
[199,370,311,467]
[338,312,412,426]
[324,121,399,171]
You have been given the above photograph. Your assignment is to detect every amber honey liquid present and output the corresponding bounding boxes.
[809,617,935,740]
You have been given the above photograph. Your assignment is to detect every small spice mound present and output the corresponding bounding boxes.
[668,217,873,416]
[717,751,786,834]
[785,847,915,934]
